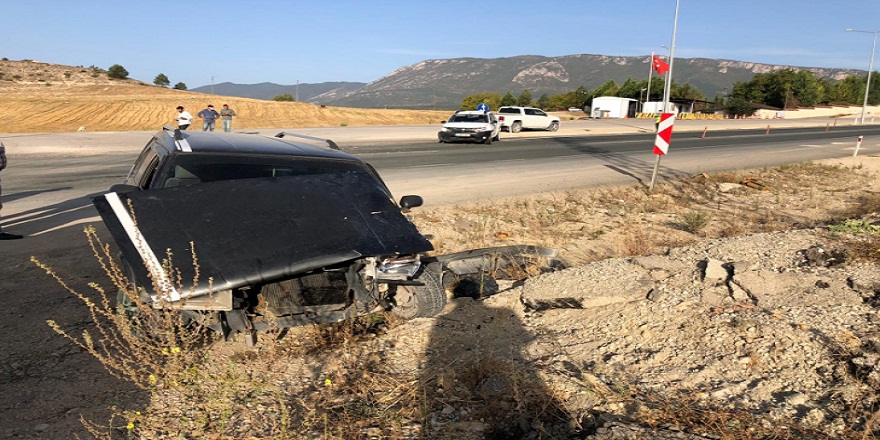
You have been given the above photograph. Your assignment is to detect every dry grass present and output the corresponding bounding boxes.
[37,159,880,439]
[0,60,450,133]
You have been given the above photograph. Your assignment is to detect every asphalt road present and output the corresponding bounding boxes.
[2,121,880,238]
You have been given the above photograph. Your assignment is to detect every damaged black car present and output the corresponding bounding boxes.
[94,127,449,346]
[95,127,558,346]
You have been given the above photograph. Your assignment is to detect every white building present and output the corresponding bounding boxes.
[590,96,637,119]
[642,101,678,114]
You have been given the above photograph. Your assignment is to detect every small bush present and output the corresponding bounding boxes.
[829,219,880,235]
[679,210,712,234]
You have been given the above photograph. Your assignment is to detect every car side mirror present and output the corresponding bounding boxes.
[440,120,446,124]
[109,184,141,194]
[399,195,423,209]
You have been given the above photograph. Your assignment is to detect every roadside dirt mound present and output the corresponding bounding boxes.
[0,59,449,133]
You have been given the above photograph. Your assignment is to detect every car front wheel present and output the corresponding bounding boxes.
[548,121,559,131]
[391,263,446,319]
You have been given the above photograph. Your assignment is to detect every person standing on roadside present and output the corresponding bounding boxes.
[197,105,220,131]
[0,143,23,240]
[176,106,193,130]
[220,104,236,133]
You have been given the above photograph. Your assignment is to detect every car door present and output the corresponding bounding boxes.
[523,108,542,129]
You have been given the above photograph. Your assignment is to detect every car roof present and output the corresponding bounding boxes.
[159,130,359,161]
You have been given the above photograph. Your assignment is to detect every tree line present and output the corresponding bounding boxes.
[460,69,879,116]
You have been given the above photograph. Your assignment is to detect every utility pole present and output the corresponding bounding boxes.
[296,80,299,102]
[211,76,214,95]
[646,51,654,112]
[846,29,878,124]
[649,0,680,192]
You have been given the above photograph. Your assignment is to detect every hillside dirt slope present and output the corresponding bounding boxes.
[0,60,450,133]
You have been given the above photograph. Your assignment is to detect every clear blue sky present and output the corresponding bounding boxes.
[2,1,879,88]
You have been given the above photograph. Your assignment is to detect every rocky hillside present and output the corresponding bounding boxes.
[312,54,863,109]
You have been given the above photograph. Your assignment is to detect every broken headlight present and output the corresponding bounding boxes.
[376,258,421,281]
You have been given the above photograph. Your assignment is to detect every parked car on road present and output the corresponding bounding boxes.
[438,110,501,144]
[496,106,561,133]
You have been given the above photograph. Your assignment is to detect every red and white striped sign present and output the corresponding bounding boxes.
[653,113,676,155]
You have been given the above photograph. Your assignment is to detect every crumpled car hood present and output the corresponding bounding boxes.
[93,172,433,300]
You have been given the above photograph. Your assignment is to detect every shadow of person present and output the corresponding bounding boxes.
[419,296,580,439]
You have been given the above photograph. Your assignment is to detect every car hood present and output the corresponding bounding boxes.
[93,172,433,300]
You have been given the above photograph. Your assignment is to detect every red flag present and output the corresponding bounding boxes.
[652,55,669,75]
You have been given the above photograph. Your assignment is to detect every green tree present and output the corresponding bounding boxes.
[273,93,294,102]
[516,90,533,107]
[671,82,707,101]
[500,92,517,106]
[618,78,642,100]
[153,73,170,87]
[173,82,187,90]
[107,64,129,79]
[726,97,756,117]
[592,80,620,98]
[547,93,571,110]
[460,92,501,110]
[536,93,551,109]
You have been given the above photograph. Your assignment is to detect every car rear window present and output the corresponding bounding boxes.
[498,108,519,114]
[162,154,369,188]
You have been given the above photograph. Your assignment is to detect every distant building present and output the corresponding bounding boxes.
[590,97,638,118]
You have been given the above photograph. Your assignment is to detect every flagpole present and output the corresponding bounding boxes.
[646,51,653,112]
[650,0,680,192]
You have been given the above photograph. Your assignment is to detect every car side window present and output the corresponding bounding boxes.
[140,155,161,189]
[535,110,547,116]
[525,109,537,116]
[127,143,162,188]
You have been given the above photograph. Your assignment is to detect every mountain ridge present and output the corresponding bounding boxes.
[195,54,864,110]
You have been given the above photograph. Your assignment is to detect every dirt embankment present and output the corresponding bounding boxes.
[0,59,450,133]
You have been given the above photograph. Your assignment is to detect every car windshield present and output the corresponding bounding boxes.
[449,114,488,123]
[161,153,370,188]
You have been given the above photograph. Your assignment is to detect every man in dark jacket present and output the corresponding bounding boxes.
[197,105,221,131]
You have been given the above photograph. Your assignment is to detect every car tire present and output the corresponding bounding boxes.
[510,122,522,133]
[391,262,446,319]
[484,135,492,145]
[548,121,559,132]
[493,133,500,141]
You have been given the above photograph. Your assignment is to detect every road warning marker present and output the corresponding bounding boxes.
[653,113,675,155]
[650,113,676,190]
